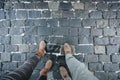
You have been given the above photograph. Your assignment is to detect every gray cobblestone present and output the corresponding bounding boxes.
[29,11,41,18]
[11,20,25,27]
[47,19,58,27]
[85,2,96,10]
[41,10,51,18]
[72,2,84,10]
[94,37,109,45]
[89,63,103,71]
[97,2,108,10]
[106,45,119,54]
[104,63,119,71]
[19,44,29,53]
[0,28,9,36]
[109,19,120,28]
[11,36,22,44]
[6,10,16,19]
[0,45,4,52]
[103,11,116,19]
[79,28,91,36]
[85,55,98,62]
[112,55,120,62]
[75,10,89,19]
[1,53,11,61]
[79,36,93,44]
[110,37,120,44]
[59,19,70,27]
[91,29,102,36]
[95,46,106,54]
[12,53,26,61]
[62,11,74,18]
[25,27,38,35]
[22,35,36,44]
[69,28,78,36]
[2,62,17,70]
[103,28,116,36]
[70,19,81,27]
[82,19,96,27]
[0,10,5,19]
[9,28,23,35]
[96,19,108,28]
[48,1,59,11]
[38,27,52,36]
[90,11,102,19]
[0,20,10,28]
[0,36,10,44]
[5,45,18,52]
[16,10,28,19]
[95,72,109,80]
[108,3,120,11]
[99,55,110,62]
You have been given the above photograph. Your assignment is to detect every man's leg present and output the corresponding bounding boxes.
[64,43,99,80]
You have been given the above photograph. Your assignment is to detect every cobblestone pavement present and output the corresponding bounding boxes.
[0,0,120,80]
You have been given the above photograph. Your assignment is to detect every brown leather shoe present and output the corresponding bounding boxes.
[64,43,72,54]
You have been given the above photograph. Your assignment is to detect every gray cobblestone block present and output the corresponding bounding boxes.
[62,11,74,18]
[22,35,36,44]
[27,52,35,59]
[59,2,72,11]
[117,11,120,18]
[75,10,89,19]
[70,19,81,27]
[35,2,48,9]
[0,2,4,9]
[99,55,110,62]
[0,28,8,36]
[24,3,35,9]
[59,19,70,27]
[104,63,119,71]
[0,36,10,44]
[9,28,23,35]
[72,2,84,10]
[48,1,59,11]
[85,2,96,10]
[90,11,102,19]
[4,1,13,10]
[11,36,22,44]
[103,28,116,36]
[12,53,26,61]
[112,55,120,62]
[29,45,38,52]
[107,45,119,54]
[0,45,4,52]
[41,10,51,18]
[0,10,5,19]
[96,19,108,28]
[109,19,120,28]
[89,63,103,71]
[25,27,38,35]
[1,53,11,61]
[25,19,34,26]
[91,29,102,36]
[49,37,66,44]
[85,55,98,62]
[110,37,120,44]
[103,11,116,19]
[64,36,78,45]
[47,19,58,27]
[82,19,96,27]
[29,11,41,18]
[95,72,109,80]
[34,19,47,27]
[5,45,18,52]
[51,11,62,18]
[116,28,120,36]
[0,20,10,28]
[11,20,25,27]
[95,46,105,54]
[79,36,93,44]
[53,27,69,36]
[108,3,120,11]
[19,44,29,53]
[94,37,109,45]
[108,72,118,80]
[16,10,28,19]
[2,62,17,70]
[38,27,52,36]
[96,2,108,10]
[79,28,91,36]
[70,28,78,36]
[13,3,25,9]
[75,45,94,54]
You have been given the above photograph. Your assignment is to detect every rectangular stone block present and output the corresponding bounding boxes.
[104,63,119,71]
[48,1,59,11]
[59,2,72,11]
[25,27,38,35]
[5,45,18,52]
[94,37,109,45]
[91,29,102,36]
[51,11,62,18]
[82,19,96,27]
[96,2,108,10]
[108,3,120,11]
[62,11,74,19]
[29,45,38,53]
[38,27,52,36]
[69,28,78,36]
[79,36,93,44]
[72,2,84,10]
[99,55,110,62]
[41,10,51,18]
[0,45,4,52]
[110,37,120,45]
[89,63,103,71]
[47,19,58,27]
[52,27,69,36]
[35,2,48,9]
[22,35,36,44]
[75,45,94,54]
[0,20,10,28]
[75,10,89,19]
[85,2,96,10]
[64,36,78,45]
[1,53,11,61]
[0,28,9,36]
[96,19,108,28]
[85,55,98,62]
[9,28,23,35]
[11,36,22,44]
[103,28,116,36]
[16,10,28,19]
[95,46,105,54]
[90,11,102,19]
[70,19,81,27]
[109,19,120,28]
[112,55,120,62]
[79,28,91,36]
[19,44,29,53]
[0,10,5,19]
[11,20,25,27]
[116,28,120,36]
[34,19,47,27]
[12,53,26,61]
[107,45,119,54]
[6,10,16,19]
[29,11,41,18]
[59,19,70,27]
[95,72,108,80]
[0,36,10,44]
[2,62,17,70]
[103,11,116,19]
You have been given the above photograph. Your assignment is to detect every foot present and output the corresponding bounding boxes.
[64,43,72,54]
[59,66,70,79]
[40,60,53,76]
[36,41,46,57]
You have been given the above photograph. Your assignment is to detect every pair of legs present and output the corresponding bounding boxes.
[39,41,71,80]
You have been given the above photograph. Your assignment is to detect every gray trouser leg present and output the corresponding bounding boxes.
[65,54,99,80]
